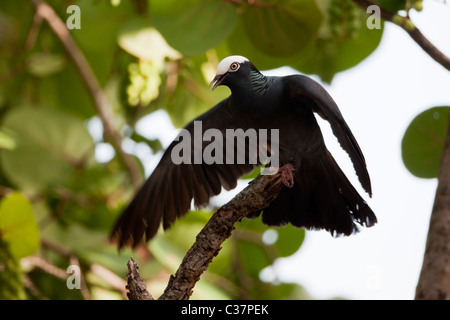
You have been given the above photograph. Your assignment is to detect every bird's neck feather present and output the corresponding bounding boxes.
[248,69,269,95]
[229,72,279,118]
[230,70,269,106]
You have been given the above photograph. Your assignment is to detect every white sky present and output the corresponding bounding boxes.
[129,0,450,300]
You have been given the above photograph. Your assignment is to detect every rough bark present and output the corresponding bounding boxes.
[415,119,450,300]
[126,257,154,300]
[159,173,283,300]
[125,173,283,300]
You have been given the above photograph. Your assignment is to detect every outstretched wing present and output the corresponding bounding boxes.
[283,75,372,196]
[111,99,258,248]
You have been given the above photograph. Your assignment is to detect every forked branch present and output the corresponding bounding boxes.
[126,172,284,300]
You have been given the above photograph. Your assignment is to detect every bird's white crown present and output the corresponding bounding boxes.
[215,55,249,75]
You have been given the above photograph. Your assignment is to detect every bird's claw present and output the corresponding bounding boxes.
[279,164,295,188]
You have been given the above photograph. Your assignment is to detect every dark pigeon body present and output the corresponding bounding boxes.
[111,57,376,248]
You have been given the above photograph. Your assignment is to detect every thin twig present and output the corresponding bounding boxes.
[25,9,43,50]
[29,0,142,188]
[41,239,129,299]
[90,263,128,299]
[22,256,68,280]
[39,239,92,299]
[354,0,450,71]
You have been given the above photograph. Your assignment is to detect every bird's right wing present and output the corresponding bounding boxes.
[111,99,259,248]
[283,75,372,196]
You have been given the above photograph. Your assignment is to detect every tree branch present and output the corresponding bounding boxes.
[159,172,283,300]
[126,257,154,300]
[30,0,142,188]
[125,172,284,300]
[415,116,450,300]
[354,0,450,72]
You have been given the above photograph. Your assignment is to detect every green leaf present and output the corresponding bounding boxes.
[131,132,163,153]
[237,239,271,278]
[148,210,211,271]
[225,19,294,71]
[226,0,383,82]
[38,63,97,119]
[402,106,450,178]
[240,216,305,257]
[241,167,261,180]
[73,0,133,52]
[274,225,305,257]
[374,0,406,12]
[72,0,134,85]
[293,0,384,82]
[255,282,310,299]
[26,52,66,77]
[192,279,232,300]
[0,106,95,192]
[151,0,238,57]
[240,0,322,57]
[118,18,181,61]
[154,55,223,128]
[0,128,16,150]
[0,238,26,299]
[0,192,39,259]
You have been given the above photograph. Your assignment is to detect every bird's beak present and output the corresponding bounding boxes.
[209,73,226,91]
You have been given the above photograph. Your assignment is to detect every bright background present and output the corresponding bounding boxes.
[117,1,450,300]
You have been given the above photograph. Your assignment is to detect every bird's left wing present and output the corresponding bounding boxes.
[111,98,258,248]
[283,75,372,196]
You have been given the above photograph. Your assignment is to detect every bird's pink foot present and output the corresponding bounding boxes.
[279,163,295,188]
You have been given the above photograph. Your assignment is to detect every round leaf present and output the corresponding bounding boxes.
[226,0,383,82]
[237,240,271,278]
[0,128,16,150]
[240,217,305,257]
[402,106,450,178]
[38,64,97,119]
[240,0,322,57]
[293,0,384,82]
[71,0,135,85]
[0,106,95,192]
[274,225,305,257]
[118,18,181,61]
[26,52,66,77]
[225,19,296,71]
[0,192,39,259]
[151,0,238,56]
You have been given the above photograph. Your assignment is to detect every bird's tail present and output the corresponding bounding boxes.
[258,151,376,236]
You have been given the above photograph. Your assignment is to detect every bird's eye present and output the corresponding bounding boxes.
[230,62,240,71]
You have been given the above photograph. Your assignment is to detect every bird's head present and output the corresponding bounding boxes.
[209,55,261,92]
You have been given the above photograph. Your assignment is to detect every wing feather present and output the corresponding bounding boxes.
[111,98,258,248]
[284,75,372,196]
